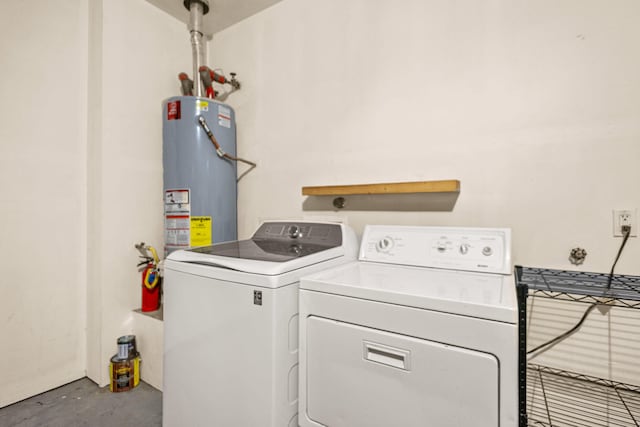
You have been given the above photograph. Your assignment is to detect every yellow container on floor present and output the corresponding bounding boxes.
[109,355,140,392]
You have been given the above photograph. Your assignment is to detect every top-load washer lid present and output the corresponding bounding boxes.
[300,225,516,323]
[166,221,357,275]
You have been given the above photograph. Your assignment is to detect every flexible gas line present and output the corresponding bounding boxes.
[197,116,257,181]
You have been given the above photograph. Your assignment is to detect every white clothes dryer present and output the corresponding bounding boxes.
[163,221,358,427]
[299,225,518,427]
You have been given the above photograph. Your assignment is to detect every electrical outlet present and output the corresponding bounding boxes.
[612,209,637,237]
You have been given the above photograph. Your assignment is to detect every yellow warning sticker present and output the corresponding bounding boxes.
[196,100,209,112]
[190,216,212,247]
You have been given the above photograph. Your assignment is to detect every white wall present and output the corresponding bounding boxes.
[208,0,640,388]
[0,0,88,407]
[87,0,191,386]
[211,0,640,275]
[0,0,192,402]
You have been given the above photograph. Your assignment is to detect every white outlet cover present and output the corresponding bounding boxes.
[612,209,638,237]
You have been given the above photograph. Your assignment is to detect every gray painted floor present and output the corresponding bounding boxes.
[0,378,161,427]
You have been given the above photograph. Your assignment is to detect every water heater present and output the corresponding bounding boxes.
[162,96,237,254]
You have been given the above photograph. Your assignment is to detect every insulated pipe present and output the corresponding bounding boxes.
[184,0,209,97]
[178,72,194,96]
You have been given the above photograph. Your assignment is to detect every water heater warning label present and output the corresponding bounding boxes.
[196,100,209,111]
[218,105,231,128]
[165,225,189,247]
[165,189,190,213]
[165,189,191,251]
[190,216,212,247]
[167,101,181,120]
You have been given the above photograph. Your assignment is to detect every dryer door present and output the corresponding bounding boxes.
[305,316,499,427]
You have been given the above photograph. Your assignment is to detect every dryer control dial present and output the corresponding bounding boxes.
[376,237,394,253]
[459,243,470,255]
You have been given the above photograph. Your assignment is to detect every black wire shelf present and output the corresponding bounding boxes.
[516,267,640,309]
[516,266,640,426]
[527,364,640,427]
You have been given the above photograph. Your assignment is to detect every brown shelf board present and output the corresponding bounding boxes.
[301,180,460,196]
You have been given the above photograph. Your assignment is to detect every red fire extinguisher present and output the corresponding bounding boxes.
[135,243,161,312]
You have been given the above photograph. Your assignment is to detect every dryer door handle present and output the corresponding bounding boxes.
[363,341,411,371]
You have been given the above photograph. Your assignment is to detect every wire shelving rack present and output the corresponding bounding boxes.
[516,266,640,427]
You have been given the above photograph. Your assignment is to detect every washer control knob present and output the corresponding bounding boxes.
[436,242,447,253]
[459,243,470,255]
[288,225,301,239]
[482,246,493,256]
[289,244,302,255]
[376,237,394,252]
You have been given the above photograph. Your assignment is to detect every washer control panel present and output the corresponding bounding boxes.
[361,225,511,274]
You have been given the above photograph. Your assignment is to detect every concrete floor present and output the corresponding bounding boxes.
[0,378,162,427]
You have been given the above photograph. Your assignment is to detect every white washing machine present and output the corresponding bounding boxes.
[299,225,518,427]
[163,221,358,427]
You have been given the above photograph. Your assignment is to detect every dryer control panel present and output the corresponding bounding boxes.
[360,225,511,275]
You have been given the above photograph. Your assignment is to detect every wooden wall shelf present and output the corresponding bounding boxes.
[301,180,460,211]
[301,180,460,196]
